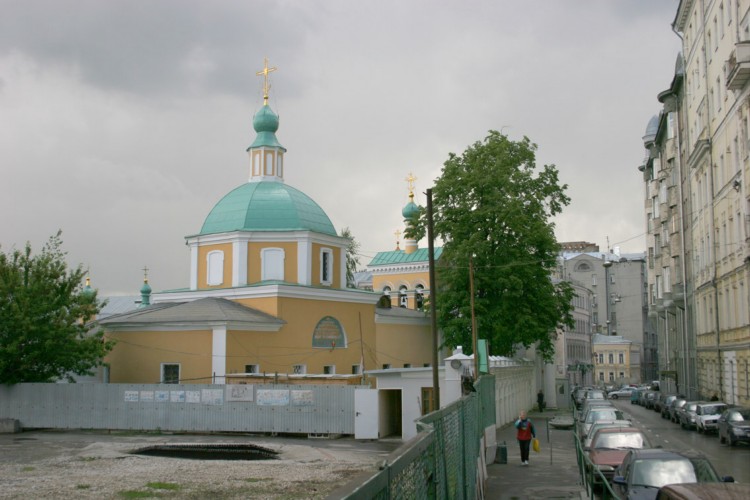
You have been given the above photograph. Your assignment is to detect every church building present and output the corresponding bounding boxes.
[100,61,434,385]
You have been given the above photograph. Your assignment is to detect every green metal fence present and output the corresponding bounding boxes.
[572,420,621,500]
[333,375,496,499]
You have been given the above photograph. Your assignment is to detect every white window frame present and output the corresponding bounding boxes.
[161,363,180,384]
[261,247,285,281]
[320,248,334,285]
[323,365,335,375]
[207,250,224,286]
[292,364,307,374]
[351,364,361,375]
[245,364,259,374]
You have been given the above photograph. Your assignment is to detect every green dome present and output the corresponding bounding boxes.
[248,105,285,150]
[200,181,337,236]
[402,200,420,219]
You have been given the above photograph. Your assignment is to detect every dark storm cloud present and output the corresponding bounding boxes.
[0,0,312,97]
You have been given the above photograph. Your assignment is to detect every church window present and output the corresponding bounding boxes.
[245,364,259,374]
[320,248,333,285]
[207,251,224,286]
[261,248,285,281]
[415,284,425,310]
[323,365,335,375]
[161,363,180,384]
[351,365,361,375]
[575,262,591,272]
[399,285,408,308]
[277,154,283,178]
[382,286,391,295]
[382,364,391,369]
[292,364,306,374]
[264,151,274,176]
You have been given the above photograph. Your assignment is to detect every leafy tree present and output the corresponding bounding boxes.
[422,131,574,361]
[340,227,361,288]
[0,232,113,384]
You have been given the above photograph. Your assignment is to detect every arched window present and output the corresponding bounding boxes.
[207,250,224,286]
[399,285,408,308]
[382,286,391,296]
[575,262,591,272]
[415,284,425,310]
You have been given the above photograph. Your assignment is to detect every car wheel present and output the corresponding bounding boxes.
[729,437,737,447]
[697,426,703,434]
[681,421,686,429]
[720,433,726,444]
[611,394,618,400]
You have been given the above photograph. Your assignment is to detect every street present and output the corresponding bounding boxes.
[610,399,750,483]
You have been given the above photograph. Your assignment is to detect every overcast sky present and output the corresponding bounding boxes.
[0,0,682,296]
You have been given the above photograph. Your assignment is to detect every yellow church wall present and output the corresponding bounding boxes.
[225,296,378,375]
[233,296,280,317]
[374,322,433,369]
[197,243,233,289]
[105,330,213,384]
[247,241,298,283]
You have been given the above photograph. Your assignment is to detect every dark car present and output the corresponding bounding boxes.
[659,394,683,419]
[644,391,658,410]
[587,427,651,484]
[574,388,588,409]
[717,407,750,446]
[669,398,687,423]
[612,449,734,500]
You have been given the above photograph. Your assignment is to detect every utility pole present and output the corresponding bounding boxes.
[427,189,440,410]
[470,256,478,380]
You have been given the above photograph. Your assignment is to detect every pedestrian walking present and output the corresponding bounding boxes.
[514,410,536,465]
[537,389,545,412]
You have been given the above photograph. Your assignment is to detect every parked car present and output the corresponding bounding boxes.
[717,406,750,446]
[655,482,750,500]
[609,387,636,400]
[659,394,683,419]
[580,407,628,439]
[612,449,734,500]
[584,389,607,405]
[587,427,652,484]
[631,389,642,405]
[578,400,614,426]
[573,388,589,409]
[677,401,706,430]
[644,391,658,410]
[668,398,687,423]
[695,402,728,434]
[583,420,634,450]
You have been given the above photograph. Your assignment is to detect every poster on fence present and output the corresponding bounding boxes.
[201,389,224,405]
[155,391,169,403]
[186,391,201,403]
[124,391,139,402]
[170,391,186,403]
[140,391,154,402]
[256,389,290,406]
[226,385,254,402]
[291,390,314,406]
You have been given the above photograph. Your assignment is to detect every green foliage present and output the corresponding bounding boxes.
[340,227,361,288]
[0,231,114,384]
[425,131,574,361]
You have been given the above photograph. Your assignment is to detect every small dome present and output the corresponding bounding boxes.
[200,181,336,236]
[674,53,685,76]
[642,114,659,145]
[248,105,285,150]
[140,280,152,295]
[402,200,420,219]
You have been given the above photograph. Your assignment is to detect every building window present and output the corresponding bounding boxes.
[382,364,391,370]
[403,363,411,368]
[591,274,597,286]
[292,364,306,374]
[599,372,604,381]
[320,248,333,285]
[415,284,425,310]
[399,285,408,308]
[245,364,259,374]
[608,353,614,364]
[598,353,604,364]
[609,372,615,382]
[351,364,361,375]
[619,372,625,380]
[161,364,180,384]
[207,250,224,286]
[382,286,391,296]
[421,387,435,415]
[423,363,431,368]
[261,248,285,281]
[618,353,624,364]
[323,365,335,375]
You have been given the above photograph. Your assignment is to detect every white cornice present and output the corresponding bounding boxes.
[103,321,282,333]
[154,284,380,305]
[185,230,347,248]
[368,263,430,274]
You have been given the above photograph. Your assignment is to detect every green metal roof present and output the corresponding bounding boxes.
[368,247,442,266]
[247,105,285,150]
[200,181,337,236]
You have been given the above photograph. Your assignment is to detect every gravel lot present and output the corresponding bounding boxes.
[0,431,397,499]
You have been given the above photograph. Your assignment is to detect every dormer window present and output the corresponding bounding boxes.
[261,248,285,281]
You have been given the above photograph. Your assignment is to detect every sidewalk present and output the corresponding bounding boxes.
[485,408,587,499]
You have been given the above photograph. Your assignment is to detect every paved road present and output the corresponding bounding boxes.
[610,399,750,483]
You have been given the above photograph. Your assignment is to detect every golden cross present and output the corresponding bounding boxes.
[394,229,401,250]
[256,57,277,105]
[142,265,149,282]
[405,172,417,196]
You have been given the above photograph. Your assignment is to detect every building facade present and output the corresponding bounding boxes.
[641,1,749,405]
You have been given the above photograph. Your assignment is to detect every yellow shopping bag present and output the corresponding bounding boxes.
[532,438,540,453]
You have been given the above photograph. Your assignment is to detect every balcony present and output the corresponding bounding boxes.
[726,41,750,90]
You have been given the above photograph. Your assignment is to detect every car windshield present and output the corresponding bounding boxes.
[700,405,726,415]
[587,410,624,423]
[631,458,719,488]
[593,432,648,450]
[730,409,750,421]
[685,403,698,412]
[588,391,605,399]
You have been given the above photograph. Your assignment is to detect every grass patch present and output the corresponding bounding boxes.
[76,484,91,490]
[21,466,35,472]
[146,482,180,491]
[117,491,161,499]
[244,477,271,483]
[80,456,98,462]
